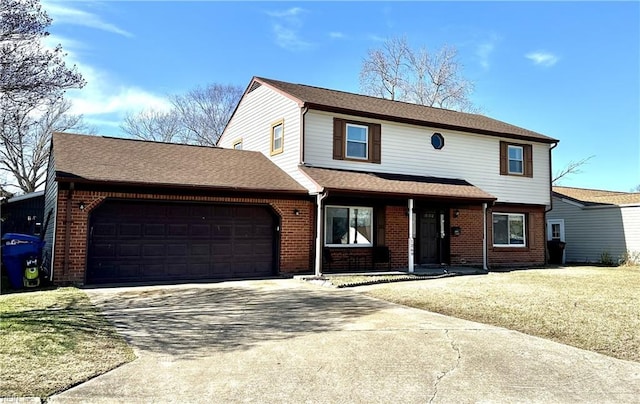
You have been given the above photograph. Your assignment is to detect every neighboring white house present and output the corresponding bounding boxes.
[547,186,640,264]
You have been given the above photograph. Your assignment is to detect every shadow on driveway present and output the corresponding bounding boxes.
[87,282,387,359]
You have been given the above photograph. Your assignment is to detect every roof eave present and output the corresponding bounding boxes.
[323,187,497,203]
[305,103,559,144]
[54,175,309,196]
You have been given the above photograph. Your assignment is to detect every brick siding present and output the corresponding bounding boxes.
[52,190,314,285]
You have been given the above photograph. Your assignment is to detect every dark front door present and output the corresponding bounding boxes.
[86,201,276,284]
[419,210,439,264]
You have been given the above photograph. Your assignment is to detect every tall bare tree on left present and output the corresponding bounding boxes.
[1,0,86,194]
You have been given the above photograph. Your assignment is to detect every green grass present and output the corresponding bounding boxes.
[360,266,640,363]
[0,287,135,398]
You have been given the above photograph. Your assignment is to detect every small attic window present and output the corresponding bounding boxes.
[431,133,445,150]
[248,81,261,93]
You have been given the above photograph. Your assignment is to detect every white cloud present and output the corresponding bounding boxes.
[526,51,559,67]
[266,7,305,18]
[474,33,500,70]
[266,7,312,51]
[329,32,346,39]
[43,1,132,37]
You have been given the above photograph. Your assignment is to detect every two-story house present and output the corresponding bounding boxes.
[42,76,557,287]
[218,77,558,275]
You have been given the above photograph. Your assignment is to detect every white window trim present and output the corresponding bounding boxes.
[324,205,373,247]
[492,212,527,247]
[507,145,524,175]
[345,123,369,160]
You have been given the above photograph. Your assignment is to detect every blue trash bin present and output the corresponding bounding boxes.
[2,233,45,290]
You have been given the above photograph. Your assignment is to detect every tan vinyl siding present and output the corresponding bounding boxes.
[219,84,317,191]
[304,110,551,205]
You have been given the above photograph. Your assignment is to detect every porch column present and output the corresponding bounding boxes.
[483,202,488,271]
[314,192,327,277]
[408,198,414,273]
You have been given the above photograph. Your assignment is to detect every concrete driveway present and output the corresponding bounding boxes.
[49,279,640,403]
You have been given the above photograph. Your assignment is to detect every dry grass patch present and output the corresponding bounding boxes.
[0,287,135,398]
[361,266,640,362]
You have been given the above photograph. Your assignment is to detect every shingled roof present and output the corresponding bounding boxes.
[52,132,307,194]
[553,186,640,206]
[254,77,558,144]
[301,166,496,202]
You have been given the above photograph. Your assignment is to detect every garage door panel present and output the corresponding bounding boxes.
[190,224,211,238]
[144,224,165,237]
[119,244,141,257]
[143,244,166,257]
[87,201,276,284]
[167,224,188,237]
[93,223,116,237]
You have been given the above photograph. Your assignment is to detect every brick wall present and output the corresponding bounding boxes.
[52,189,314,285]
[449,204,546,268]
[385,205,409,269]
[449,205,485,266]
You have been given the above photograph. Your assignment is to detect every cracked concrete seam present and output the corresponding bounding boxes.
[428,329,462,404]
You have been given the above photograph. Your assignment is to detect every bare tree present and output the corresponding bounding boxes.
[121,84,243,146]
[1,0,85,194]
[359,36,410,101]
[552,155,595,185]
[1,0,84,107]
[359,36,475,112]
[0,98,87,192]
[121,109,184,143]
[631,184,640,192]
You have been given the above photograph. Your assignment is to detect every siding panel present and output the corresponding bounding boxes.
[547,197,635,262]
[304,111,551,205]
[218,85,317,191]
[42,151,58,275]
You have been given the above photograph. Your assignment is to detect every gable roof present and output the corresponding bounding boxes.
[52,132,307,194]
[553,186,640,206]
[251,77,558,144]
[301,166,496,202]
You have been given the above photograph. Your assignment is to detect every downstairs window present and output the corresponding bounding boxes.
[325,206,373,246]
[493,213,526,247]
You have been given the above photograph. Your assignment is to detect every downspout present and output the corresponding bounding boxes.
[482,202,488,271]
[314,190,328,277]
[408,199,414,273]
[300,106,308,165]
[544,142,559,264]
[64,182,74,276]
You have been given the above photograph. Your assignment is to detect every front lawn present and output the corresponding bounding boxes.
[0,287,135,398]
[358,266,640,362]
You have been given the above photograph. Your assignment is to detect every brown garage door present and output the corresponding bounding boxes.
[86,200,276,284]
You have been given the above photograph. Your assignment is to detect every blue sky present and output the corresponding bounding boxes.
[41,1,639,192]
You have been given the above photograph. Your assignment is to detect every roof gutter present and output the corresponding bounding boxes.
[306,103,559,145]
[322,187,497,204]
[54,176,309,196]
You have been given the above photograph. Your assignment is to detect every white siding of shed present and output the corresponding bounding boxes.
[548,197,633,263]
[218,84,317,190]
[42,151,58,275]
[621,205,640,257]
[304,111,551,205]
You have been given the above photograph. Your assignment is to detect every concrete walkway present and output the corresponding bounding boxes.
[49,279,640,403]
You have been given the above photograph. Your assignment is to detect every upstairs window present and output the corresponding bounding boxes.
[333,118,381,163]
[500,141,532,177]
[271,120,284,155]
[346,123,369,159]
[233,139,243,150]
[508,145,523,174]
